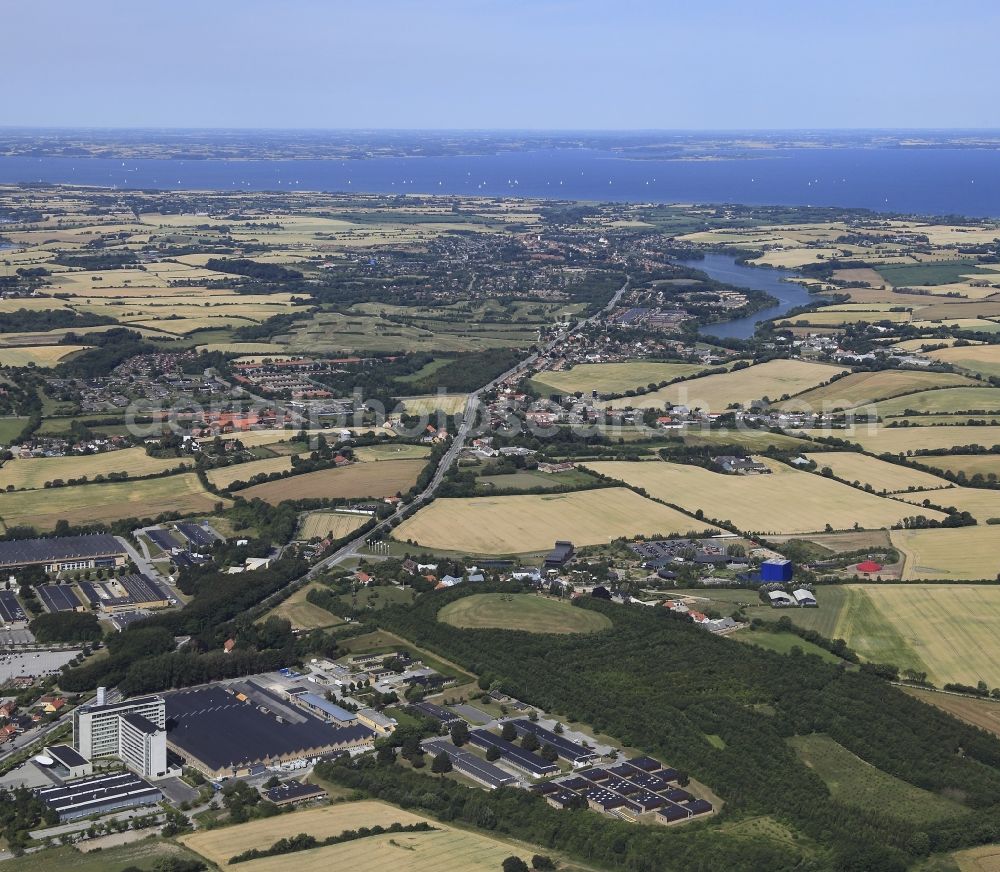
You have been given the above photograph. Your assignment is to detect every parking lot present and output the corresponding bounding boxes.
[0,627,35,647]
[0,649,80,684]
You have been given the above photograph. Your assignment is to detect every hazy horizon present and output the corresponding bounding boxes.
[9,0,1000,130]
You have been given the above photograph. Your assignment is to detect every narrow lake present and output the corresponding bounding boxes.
[677,253,820,339]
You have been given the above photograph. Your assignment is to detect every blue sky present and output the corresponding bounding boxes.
[7,0,999,129]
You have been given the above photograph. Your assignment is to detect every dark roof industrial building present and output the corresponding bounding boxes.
[165,682,374,778]
[78,574,170,613]
[0,590,26,624]
[408,700,463,728]
[468,729,558,777]
[422,738,517,789]
[509,720,599,765]
[544,540,574,570]
[37,584,84,613]
[0,534,126,572]
[36,771,162,821]
[175,522,218,549]
[263,780,327,807]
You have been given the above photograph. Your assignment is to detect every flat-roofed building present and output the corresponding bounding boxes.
[0,534,127,574]
[36,771,161,821]
[73,690,166,761]
[78,575,170,614]
[46,743,92,779]
[118,712,168,780]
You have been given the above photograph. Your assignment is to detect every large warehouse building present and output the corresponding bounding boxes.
[165,680,375,778]
[0,534,127,574]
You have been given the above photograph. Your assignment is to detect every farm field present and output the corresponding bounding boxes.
[205,455,296,489]
[265,582,345,631]
[953,842,1000,872]
[0,417,27,443]
[0,345,90,367]
[0,839,205,872]
[902,687,1000,740]
[811,425,1000,454]
[803,451,951,494]
[891,526,1000,580]
[532,361,707,396]
[583,459,946,534]
[397,394,468,415]
[871,387,1000,417]
[775,309,911,327]
[734,629,841,663]
[298,511,369,540]
[926,344,1000,378]
[609,359,845,412]
[893,486,1000,522]
[438,593,612,634]
[0,448,191,491]
[831,586,930,676]
[787,734,969,825]
[180,800,535,872]
[392,487,718,554]
[678,428,814,451]
[236,458,426,504]
[780,370,976,412]
[913,454,1000,479]
[476,468,598,492]
[0,472,227,532]
[680,587,849,636]
[353,443,432,462]
[855,584,1000,686]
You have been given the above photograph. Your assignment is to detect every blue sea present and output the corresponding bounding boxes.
[1,146,999,217]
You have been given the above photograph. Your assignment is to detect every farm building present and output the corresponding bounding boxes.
[0,534,127,574]
[760,558,793,582]
[792,589,818,607]
[768,590,797,608]
[544,540,575,570]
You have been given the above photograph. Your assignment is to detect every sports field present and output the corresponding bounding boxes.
[787,734,969,825]
[205,455,296,489]
[236,459,426,504]
[815,425,1000,454]
[532,361,706,396]
[583,459,945,534]
[927,344,1000,378]
[855,584,1000,686]
[0,472,226,532]
[438,593,612,634]
[803,451,950,494]
[780,370,975,412]
[392,487,717,554]
[609,359,845,411]
[299,511,369,540]
[181,800,532,872]
[871,386,1000,417]
[891,527,1000,580]
[0,448,191,491]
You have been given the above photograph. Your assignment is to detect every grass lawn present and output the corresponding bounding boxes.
[474,468,598,492]
[1,839,204,872]
[733,628,842,663]
[438,593,612,635]
[0,417,27,442]
[788,733,970,825]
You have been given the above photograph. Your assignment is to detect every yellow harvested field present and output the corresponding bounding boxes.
[954,842,1000,872]
[780,370,975,412]
[914,454,1000,479]
[181,801,429,867]
[0,297,72,312]
[233,830,529,872]
[833,267,893,287]
[804,452,950,494]
[823,425,1000,454]
[393,487,716,554]
[237,459,426,504]
[583,459,946,534]
[533,361,706,395]
[0,448,191,491]
[775,310,911,326]
[891,527,1000,580]
[205,455,296,489]
[194,342,289,355]
[0,473,227,532]
[398,394,468,415]
[893,486,1000,522]
[927,344,1000,378]
[266,581,346,630]
[299,511,369,540]
[857,584,1000,686]
[0,345,89,367]
[872,387,1000,417]
[750,248,845,268]
[130,316,258,335]
[611,359,845,411]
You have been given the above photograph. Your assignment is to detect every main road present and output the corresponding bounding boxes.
[305,275,630,577]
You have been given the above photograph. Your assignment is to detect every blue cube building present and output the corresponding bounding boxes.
[760,558,793,582]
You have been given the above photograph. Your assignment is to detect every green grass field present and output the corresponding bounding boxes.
[531,361,706,396]
[788,733,970,825]
[475,468,598,492]
[438,593,612,634]
[1,839,205,872]
[834,586,930,676]
[0,417,28,443]
[876,261,981,287]
[733,629,842,663]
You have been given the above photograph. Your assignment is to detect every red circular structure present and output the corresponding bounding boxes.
[856,560,883,574]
